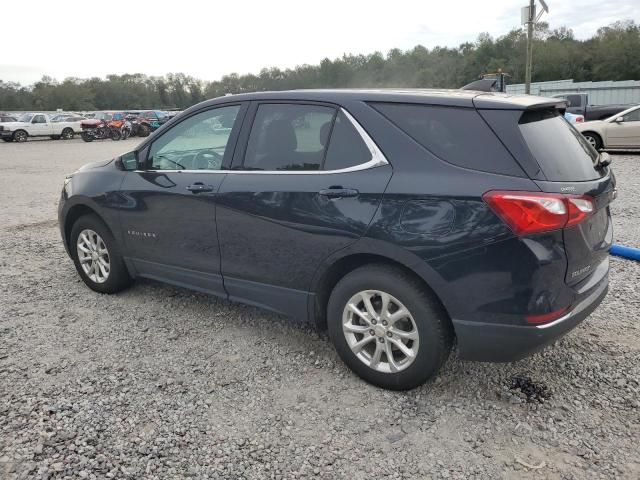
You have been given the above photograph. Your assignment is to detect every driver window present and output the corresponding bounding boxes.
[32,115,46,124]
[148,105,240,171]
[623,109,640,122]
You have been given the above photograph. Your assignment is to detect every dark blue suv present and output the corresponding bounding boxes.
[58,89,615,390]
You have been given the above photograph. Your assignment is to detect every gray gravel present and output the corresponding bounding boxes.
[1,139,639,479]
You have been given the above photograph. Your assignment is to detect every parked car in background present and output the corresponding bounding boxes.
[576,104,640,150]
[51,113,86,122]
[553,93,630,121]
[138,110,170,130]
[59,89,615,390]
[0,113,82,142]
[0,114,17,123]
[564,112,584,124]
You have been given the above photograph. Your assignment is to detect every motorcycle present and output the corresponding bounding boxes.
[80,119,111,142]
[109,118,132,141]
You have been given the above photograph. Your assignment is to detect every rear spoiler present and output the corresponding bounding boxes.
[473,93,568,111]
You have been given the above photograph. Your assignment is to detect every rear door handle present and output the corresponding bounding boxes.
[318,187,359,198]
[186,182,214,193]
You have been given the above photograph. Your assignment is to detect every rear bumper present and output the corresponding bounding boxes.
[453,272,608,362]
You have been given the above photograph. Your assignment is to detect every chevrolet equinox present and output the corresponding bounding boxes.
[58,89,615,390]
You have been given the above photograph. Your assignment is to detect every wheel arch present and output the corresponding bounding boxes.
[581,130,603,144]
[63,203,115,253]
[309,246,454,334]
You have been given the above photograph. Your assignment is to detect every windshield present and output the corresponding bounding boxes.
[18,113,34,122]
[518,110,602,181]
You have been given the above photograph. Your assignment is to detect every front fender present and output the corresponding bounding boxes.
[58,166,127,254]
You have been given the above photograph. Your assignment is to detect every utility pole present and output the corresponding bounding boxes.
[525,0,534,94]
[522,0,548,94]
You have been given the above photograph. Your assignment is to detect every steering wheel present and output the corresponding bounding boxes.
[193,149,223,170]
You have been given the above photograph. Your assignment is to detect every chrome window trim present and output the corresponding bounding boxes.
[140,108,389,175]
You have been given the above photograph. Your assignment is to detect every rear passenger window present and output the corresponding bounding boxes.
[243,104,335,171]
[566,95,582,107]
[323,111,371,170]
[371,103,524,176]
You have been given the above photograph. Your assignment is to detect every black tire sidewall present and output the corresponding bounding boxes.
[14,131,27,142]
[584,133,602,150]
[327,265,451,390]
[70,215,131,294]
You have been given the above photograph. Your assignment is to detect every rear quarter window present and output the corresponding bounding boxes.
[371,103,524,177]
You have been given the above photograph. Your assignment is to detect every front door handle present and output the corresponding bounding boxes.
[319,187,359,198]
[186,182,214,193]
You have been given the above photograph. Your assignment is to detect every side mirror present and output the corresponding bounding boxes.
[615,117,624,123]
[117,151,138,171]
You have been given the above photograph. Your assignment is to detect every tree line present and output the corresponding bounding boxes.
[1,20,638,111]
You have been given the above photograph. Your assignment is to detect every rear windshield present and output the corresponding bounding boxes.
[518,110,600,181]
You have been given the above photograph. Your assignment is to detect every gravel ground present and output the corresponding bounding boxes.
[0,138,638,480]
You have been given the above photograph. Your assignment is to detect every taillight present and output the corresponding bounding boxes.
[526,306,569,324]
[575,116,584,123]
[483,191,595,235]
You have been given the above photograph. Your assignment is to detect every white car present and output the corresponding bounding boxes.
[0,113,83,143]
[576,104,640,150]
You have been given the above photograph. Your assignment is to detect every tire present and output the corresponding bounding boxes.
[583,132,603,150]
[13,130,28,142]
[137,125,150,137]
[51,135,61,140]
[81,132,93,142]
[61,128,74,140]
[327,265,453,390]
[110,129,122,141]
[2,138,13,142]
[70,214,133,294]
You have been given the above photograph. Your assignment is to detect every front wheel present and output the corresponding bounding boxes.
[110,129,122,141]
[583,132,603,150]
[70,214,133,294]
[13,130,28,142]
[61,128,74,140]
[327,265,453,390]
[81,132,93,142]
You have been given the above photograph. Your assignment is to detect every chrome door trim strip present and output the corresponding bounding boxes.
[139,108,389,175]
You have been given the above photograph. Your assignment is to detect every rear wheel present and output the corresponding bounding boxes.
[70,214,133,294]
[327,265,453,390]
[583,132,602,150]
[13,130,28,142]
[81,132,93,142]
[110,129,122,141]
[61,128,74,140]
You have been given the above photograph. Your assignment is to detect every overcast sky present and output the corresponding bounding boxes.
[2,0,637,85]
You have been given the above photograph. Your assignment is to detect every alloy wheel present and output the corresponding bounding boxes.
[585,135,597,149]
[342,290,419,373]
[76,229,110,283]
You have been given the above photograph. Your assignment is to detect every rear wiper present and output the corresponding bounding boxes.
[596,152,612,170]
